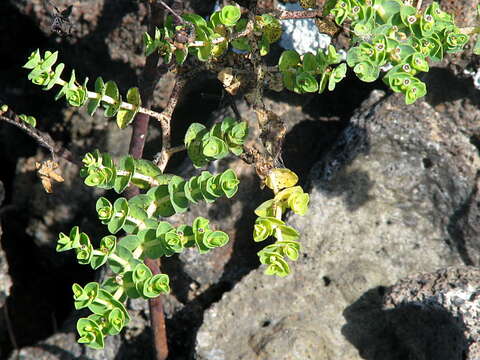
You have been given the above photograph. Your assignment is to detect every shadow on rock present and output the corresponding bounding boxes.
[342,287,468,360]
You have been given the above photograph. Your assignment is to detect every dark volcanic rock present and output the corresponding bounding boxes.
[383,266,480,360]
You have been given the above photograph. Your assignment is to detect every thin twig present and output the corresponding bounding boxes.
[416,0,423,11]
[156,0,185,25]
[0,113,80,166]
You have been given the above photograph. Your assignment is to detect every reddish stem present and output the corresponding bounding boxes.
[125,2,169,360]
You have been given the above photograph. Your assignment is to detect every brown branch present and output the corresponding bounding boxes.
[0,112,80,166]
[126,2,171,360]
[152,77,187,171]
[256,8,323,19]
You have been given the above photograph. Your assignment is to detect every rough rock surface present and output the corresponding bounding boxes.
[195,90,480,359]
[0,181,12,308]
[383,266,480,360]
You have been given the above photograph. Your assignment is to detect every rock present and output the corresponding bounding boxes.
[0,181,12,308]
[382,266,480,360]
[195,90,480,359]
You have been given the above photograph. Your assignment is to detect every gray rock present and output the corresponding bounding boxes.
[195,91,480,359]
[383,266,480,360]
[0,181,12,308]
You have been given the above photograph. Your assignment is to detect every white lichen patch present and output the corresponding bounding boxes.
[277,3,332,54]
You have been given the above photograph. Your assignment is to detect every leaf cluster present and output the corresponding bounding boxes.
[323,0,470,104]
[80,150,173,192]
[254,169,309,277]
[143,4,283,63]
[278,45,347,94]
[184,117,248,168]
[58,140,242,349]
[58,161,237,347]
[23,50,141,128]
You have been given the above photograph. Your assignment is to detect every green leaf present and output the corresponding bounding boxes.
[139,228,163,259]
[96,197,114,224]
[219,169,239,198]
[131,159,162,189]
[164,231,184,253]
[328,63,347,91]
[226,121,248,147]
[353,60,380,82]
[194,26,213,62]
[302,53,318,73]
[108,198,130,234]
[106,308,126,335]
[254,199,275,217]
[103,81,121,117]
[232,37,251,52]
[44,63,64,90]
[116,87,141,129]
[259,14,282,44]
[259,34,270,56]
[295,72,318,93]
[108,245,134,273]
[143,274,170,298]
[219,5,241,27]
[147,185,175,217]
[113,155,135,193]
[168,175,189,214]
[41,51,58,71]
[77,318,105,349]
[279,50,301,72]
[253,217,284,242]
[182,13,208,28]
[198,171,217,203]
[73,282,99,310]
[204,231,229,249]
[185,123,207,147]
[133,263,153,294]
[23,49,42,69]
[202,135,229,159]
[288,191,309,215]
[277,225,300,242]
[278,240,300,261]
[174,47,188,65]
[18,114,37,127]
[119,234,142,252]
[76,233,93,265]
[87,77,105,116]
[193,217,211,254]
[205,175,223,198]
[122,204,147,234]
[56,226,81,252]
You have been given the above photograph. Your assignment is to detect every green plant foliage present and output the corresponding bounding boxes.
[56,142,240,348]
[18,114,37,127]
[143,4,284,62]
[278,45,347,94]
[24,0,473,351]
[253,169,309,277]
[255,14,283,56]
[321,0,470,104]
[80,150,174,192]
[57,208,230,348]
[23,49,141,128]
[184,117,248,168]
